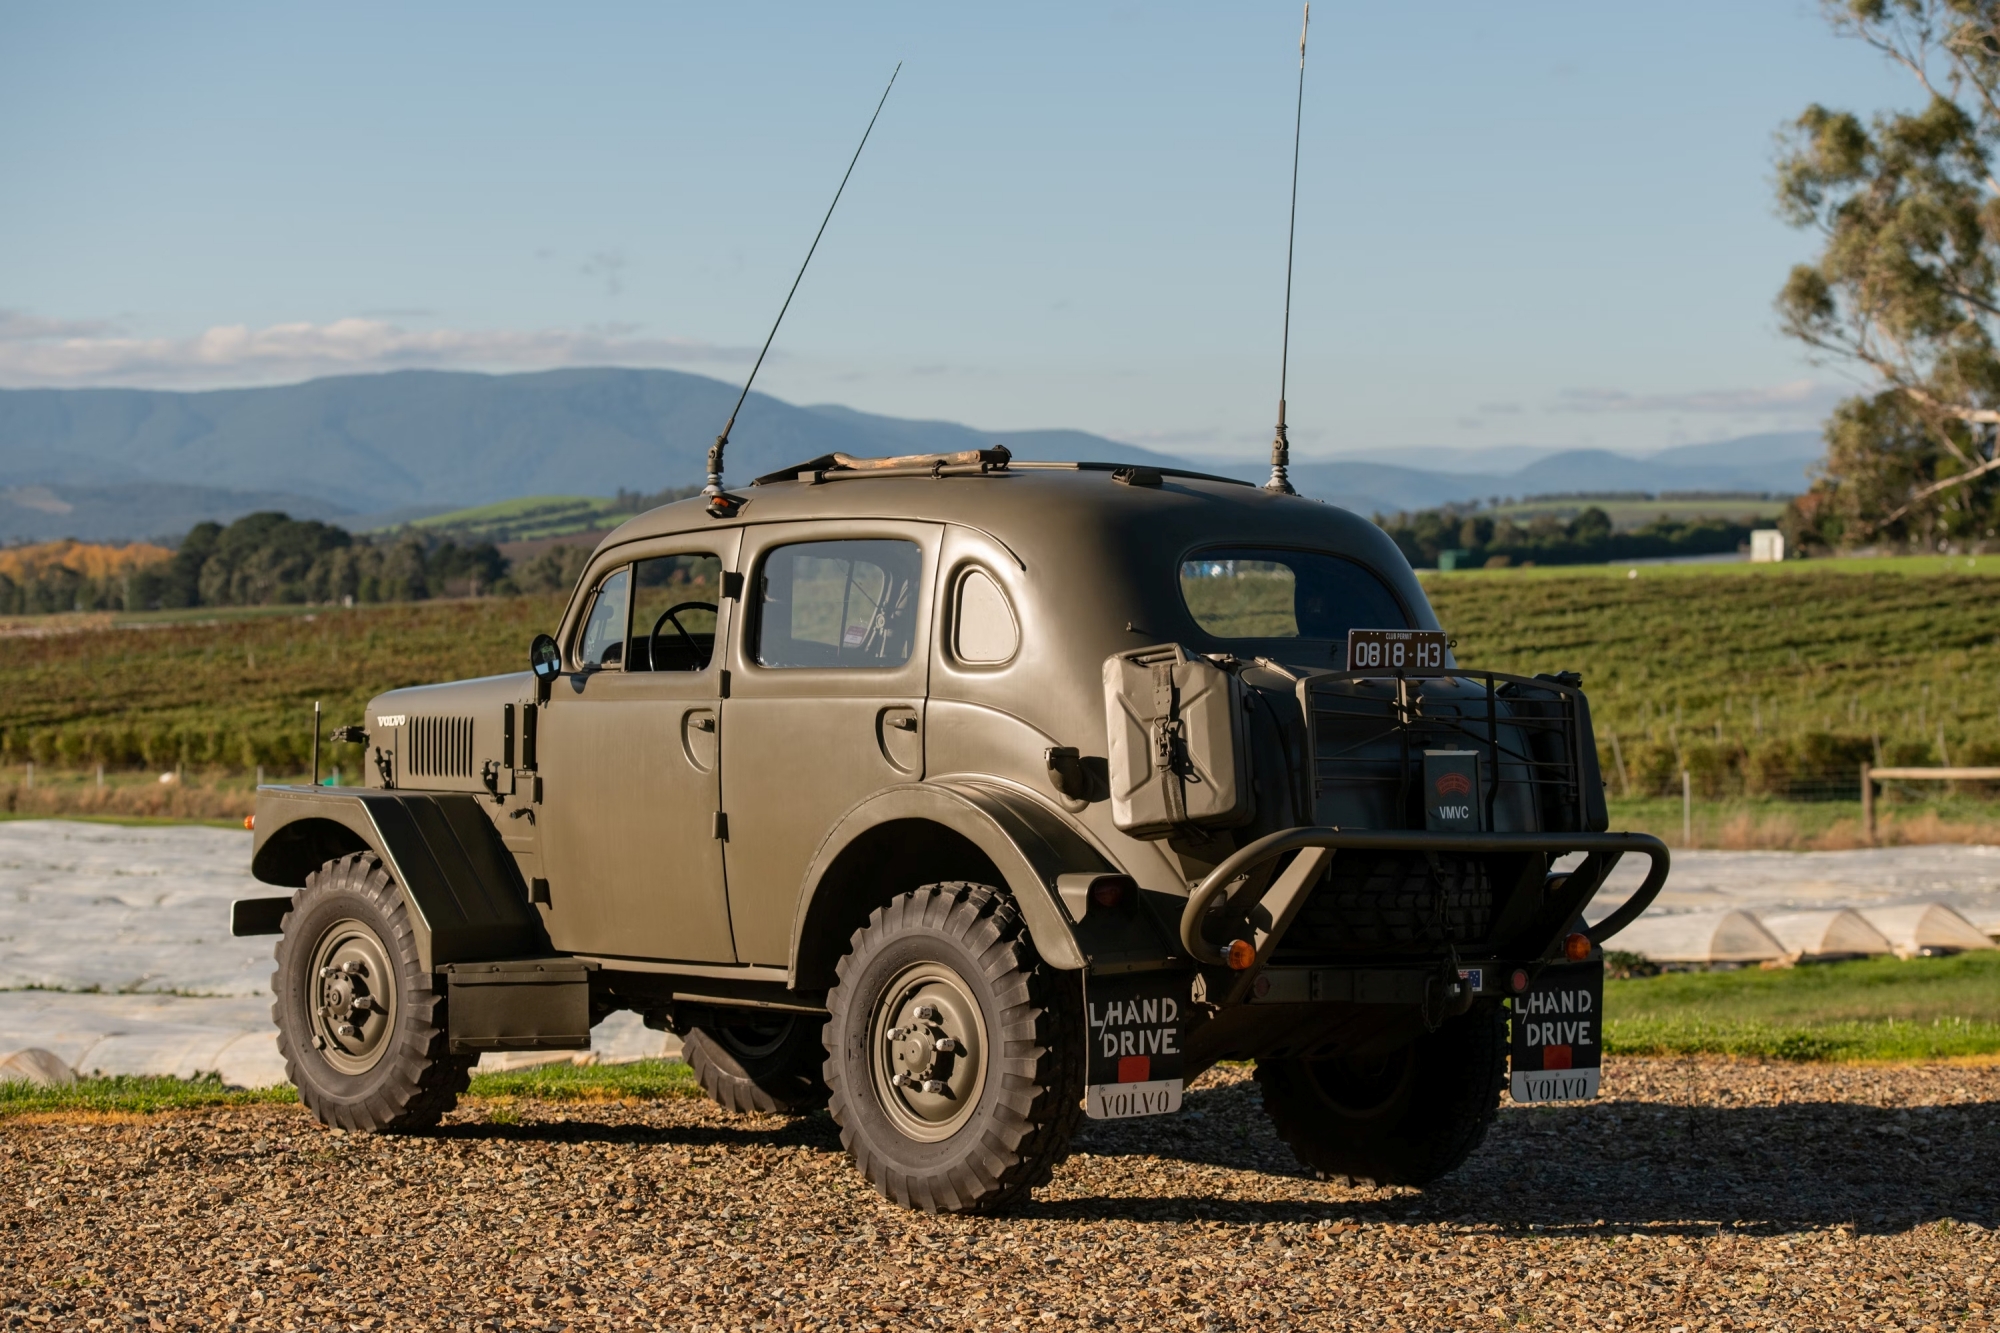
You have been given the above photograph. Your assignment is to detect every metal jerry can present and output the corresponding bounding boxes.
[1102,644,1254,839]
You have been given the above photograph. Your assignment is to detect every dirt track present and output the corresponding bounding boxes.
[3,1058,1997,1331]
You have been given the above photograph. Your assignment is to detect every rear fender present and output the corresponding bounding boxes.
[250,786,546,971]
[790,780,1129,987]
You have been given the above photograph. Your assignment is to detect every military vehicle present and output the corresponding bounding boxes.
[233,448,1668,1213]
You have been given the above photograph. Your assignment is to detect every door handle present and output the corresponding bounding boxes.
[889,716,918,732]
[693,717,717,732]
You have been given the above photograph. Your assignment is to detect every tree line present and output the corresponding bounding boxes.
[1375,506,1757,570]
[0,512,594,614]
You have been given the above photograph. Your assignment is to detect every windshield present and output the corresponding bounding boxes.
[1179,548,1410,644]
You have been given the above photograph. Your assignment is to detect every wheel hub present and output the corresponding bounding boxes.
[305,918,398,1075]
[870,967,987,1142]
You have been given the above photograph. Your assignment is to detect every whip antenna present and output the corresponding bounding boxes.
[1266,4,1308,496]
[703,62,901,517]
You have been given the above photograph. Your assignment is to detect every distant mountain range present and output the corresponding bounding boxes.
[0,368,1825,541]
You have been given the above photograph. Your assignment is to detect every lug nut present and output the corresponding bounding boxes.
[915,1004,939,1022]
[919,1079,948,1095]
[933,1037,959,1054]
[336,1023,357,1038]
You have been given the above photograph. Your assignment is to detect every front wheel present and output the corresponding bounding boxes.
[823,882,1083,1214]
[1255,999,1507,1186]
[271,852,473,1133]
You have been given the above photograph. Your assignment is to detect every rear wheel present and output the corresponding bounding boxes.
[1255,999,1507,1186]
[824,882,1083,1214]
[271,852,473,1133]
[682,1010,830,1114]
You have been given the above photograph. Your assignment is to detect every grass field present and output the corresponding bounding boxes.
[1,555,1998,841]
[0,1058,700,1119]
[390,495,635,543]
[1604,951,2000,1062]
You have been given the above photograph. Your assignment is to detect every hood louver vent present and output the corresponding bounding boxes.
[406,716,474,779]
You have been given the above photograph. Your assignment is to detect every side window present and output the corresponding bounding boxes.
[628,553,722,671]
[952,567,1018,664]
[756,539,923,669]
[575,567,631,669]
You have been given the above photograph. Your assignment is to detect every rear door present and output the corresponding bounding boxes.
[719,520,940,965]
[536,533,741,962]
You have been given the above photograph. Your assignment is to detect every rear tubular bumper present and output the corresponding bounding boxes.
[1178,826,1670,967]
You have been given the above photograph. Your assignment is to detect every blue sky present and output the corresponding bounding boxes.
[0,2,1915,461]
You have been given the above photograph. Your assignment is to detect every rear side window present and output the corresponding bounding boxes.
[1179,548,1408,643]
[756,539,924,669]
[952,568,1018,664]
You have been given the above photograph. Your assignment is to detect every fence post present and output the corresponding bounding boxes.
[1681,768,1692,848]
[23,761,31,792]
[1861,762,1875,845]
[95,763,103,789]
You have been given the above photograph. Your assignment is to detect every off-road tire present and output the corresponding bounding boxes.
[1255,999,1507,1186]
[682,1010,831,1114]
[272,852,474,1133]
[823,882,1084,1214]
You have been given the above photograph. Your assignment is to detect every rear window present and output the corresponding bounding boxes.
[1179,548,1409,643]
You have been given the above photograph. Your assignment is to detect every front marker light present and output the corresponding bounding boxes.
[1225,939,1257,971]
[1564,932,1592,962]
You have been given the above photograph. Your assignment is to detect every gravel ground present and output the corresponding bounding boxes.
[4,1057,1998,1332]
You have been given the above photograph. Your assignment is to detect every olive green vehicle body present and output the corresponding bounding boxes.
[242,461,1664,1070]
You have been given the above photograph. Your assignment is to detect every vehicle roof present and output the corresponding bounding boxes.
[596,461,1404,573]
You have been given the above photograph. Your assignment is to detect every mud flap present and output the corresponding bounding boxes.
[1082,971,1191,1119]
[1510,958,1603,1102]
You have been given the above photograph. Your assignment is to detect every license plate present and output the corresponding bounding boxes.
[1510,959,1602,1102]
[1346,628,1448,672]
[1082,972,1190,1120]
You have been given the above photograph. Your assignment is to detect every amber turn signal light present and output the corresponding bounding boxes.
[243,815,255,831]
[1089,876,1130,909]
[1225,939,1257,970]
[1564,932,1592,962]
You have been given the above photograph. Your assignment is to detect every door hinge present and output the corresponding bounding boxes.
[713,811,729,841]
[719,668,731,699]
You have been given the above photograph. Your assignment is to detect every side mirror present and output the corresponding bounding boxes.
[530,634,562,682]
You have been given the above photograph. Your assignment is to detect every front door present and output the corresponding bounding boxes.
[537,536,740,962]
[719,521,940,965]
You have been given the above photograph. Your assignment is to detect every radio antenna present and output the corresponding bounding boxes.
[1265,4,1309,496]
[703,62,902,517]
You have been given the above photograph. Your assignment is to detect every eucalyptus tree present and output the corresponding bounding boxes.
[1779,0,2000,546]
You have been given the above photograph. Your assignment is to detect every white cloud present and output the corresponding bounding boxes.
[0,311,754,388]
[0,310,117,342]
[1553,379,1845,415]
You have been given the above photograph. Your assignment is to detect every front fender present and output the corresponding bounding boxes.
[789,780,1122,985]
[250,786,545,971]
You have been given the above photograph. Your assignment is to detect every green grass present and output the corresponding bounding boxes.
[0,1059,698,1119]
[391,495,634,543]
[1425,557,2000,801]
[0,1073,298,1117]
[0,594,566,768]
[464,1058,700,1102]
[1604,952,2000,1061]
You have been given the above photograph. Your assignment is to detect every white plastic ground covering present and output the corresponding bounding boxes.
[0,820,674,1087]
